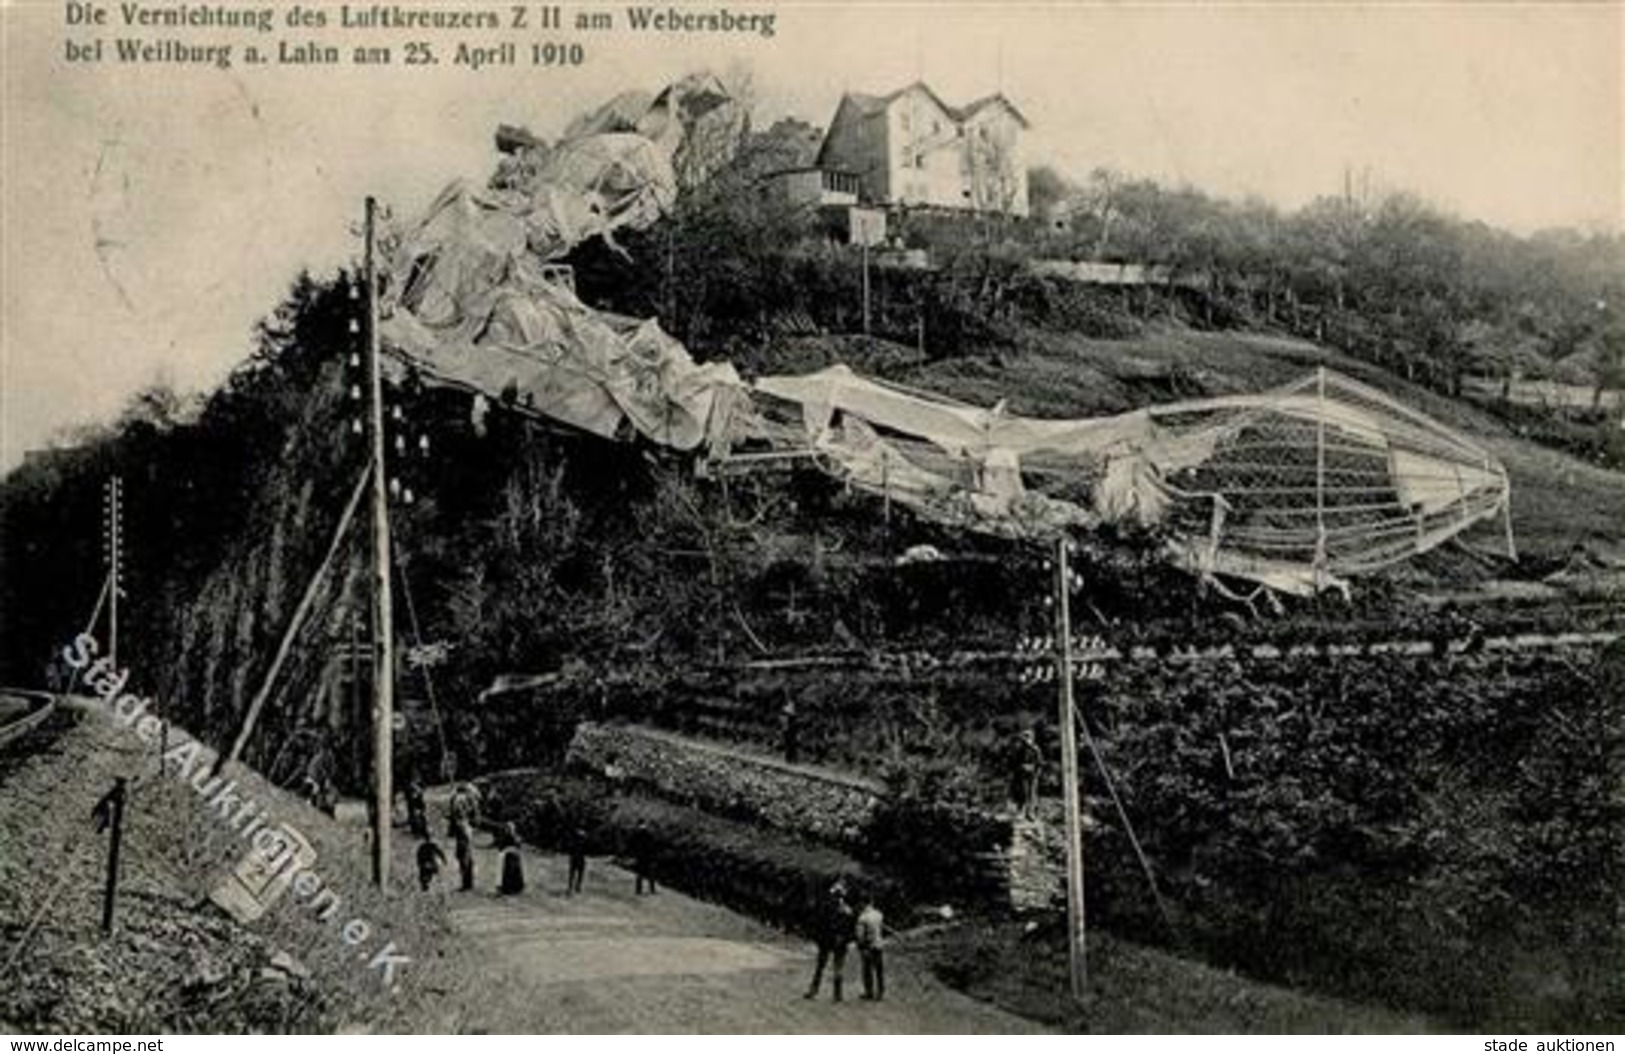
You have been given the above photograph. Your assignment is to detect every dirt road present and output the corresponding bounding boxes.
[438,841,1046,1033]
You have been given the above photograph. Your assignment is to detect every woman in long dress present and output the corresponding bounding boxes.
[495,821,525,895]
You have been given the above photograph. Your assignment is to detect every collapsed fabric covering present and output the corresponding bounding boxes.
[723,366,1513,595]
[381,181,739,448]
[378,77,745,450]
[374,74,1509,595]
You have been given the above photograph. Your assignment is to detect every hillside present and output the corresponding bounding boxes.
[2,238,1622,1035]
[0,703,527,1033]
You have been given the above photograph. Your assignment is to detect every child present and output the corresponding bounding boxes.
[416,838,448,892]
[855,892,885,1002]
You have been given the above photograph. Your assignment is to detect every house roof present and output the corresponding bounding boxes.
[954,93,1031,129]
[839,91,893,118]
[834,82,1029,129]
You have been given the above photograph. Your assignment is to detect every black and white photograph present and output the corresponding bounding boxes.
[1,0,1622,1039]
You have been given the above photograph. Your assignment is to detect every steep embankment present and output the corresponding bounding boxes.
[0,701,520,1033]
[158,358,372,784]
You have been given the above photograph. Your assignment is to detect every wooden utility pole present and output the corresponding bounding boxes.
[1052,535,1087,999]
[364,196,395,890]
[104,476,122,667]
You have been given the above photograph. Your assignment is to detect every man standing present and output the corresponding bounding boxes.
[804,879,855,1002]
[405,776,429,840]
[447,784,477,892]
[1008,728,1043,818]
[565,823,589,895]
[855,891,886,1002]
[780,696,801,765]
[630,821,658,895]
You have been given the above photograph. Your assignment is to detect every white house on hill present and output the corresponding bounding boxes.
[815,82,1030,217]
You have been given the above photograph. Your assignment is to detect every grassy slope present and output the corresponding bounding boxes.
[872,325,1625,568]
[918,920,1434,1034]
[0,702,529,1033]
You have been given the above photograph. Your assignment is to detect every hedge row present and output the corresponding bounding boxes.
[566,722,883,847]
[475,768,912,937]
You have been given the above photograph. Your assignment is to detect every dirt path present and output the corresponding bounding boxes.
[437,841,1047,1033]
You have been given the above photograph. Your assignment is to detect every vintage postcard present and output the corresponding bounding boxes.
[1,0,1622,1040]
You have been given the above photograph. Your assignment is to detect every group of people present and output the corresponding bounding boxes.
[407,778,604,899]
[805,879,887,1003]
[411,780,485,893]
[398,778,896,1005]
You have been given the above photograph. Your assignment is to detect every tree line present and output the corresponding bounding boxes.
[1027,166,1625,405]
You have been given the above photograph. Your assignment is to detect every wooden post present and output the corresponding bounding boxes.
[221,467,370,771]
[67,574,111,697]
[1052,535,1087,999]
[96,778,127,934]
[365,196,395,891]
[861,239,871,336]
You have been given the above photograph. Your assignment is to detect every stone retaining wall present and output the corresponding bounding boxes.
[564,721,1068,912]
[566,722,885,848]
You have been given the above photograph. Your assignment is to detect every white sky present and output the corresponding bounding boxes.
[3,1,1621,467]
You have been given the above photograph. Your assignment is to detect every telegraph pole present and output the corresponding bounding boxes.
[364,196,395,890]
[1052,534,1087,999]
[103,476,123,667]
